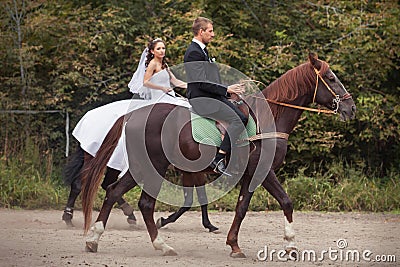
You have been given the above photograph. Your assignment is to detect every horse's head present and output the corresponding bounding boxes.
[309,53,356,121]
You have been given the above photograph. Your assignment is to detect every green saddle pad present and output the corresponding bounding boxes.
[191,113,256,147]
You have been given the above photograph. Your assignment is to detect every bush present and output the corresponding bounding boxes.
[1,140,398,213]
[0,138,68,208]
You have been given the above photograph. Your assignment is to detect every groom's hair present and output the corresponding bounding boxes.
[192,17,213,36]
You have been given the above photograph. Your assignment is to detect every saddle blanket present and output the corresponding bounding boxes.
[191,113,256,147]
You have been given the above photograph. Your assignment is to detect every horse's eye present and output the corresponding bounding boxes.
[326,74,335,81]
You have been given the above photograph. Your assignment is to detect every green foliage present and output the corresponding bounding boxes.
[0,137,68,208]
[283,161,400,212]
[0,0,399,210]
[214,160,399,212]
[1,144,398,212]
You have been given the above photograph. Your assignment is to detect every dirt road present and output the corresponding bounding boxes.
[0,209,398,266]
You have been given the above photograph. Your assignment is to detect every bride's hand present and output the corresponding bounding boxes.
[162,87,173,93]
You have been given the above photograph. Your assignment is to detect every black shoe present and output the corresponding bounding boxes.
[210,158,232,177]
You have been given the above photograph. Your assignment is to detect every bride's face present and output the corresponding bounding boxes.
[151,42,166,60]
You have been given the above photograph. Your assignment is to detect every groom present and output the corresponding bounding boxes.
[184,17,247,176]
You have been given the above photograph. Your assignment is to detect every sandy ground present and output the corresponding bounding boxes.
[0,209,398,267]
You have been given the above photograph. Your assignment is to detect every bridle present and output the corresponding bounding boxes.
[312,67,352,114]
[237,67,353,142]
[241,66,352,115]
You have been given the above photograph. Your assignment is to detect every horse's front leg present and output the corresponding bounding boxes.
[85,172,136,252]
[261,170,296,253]
[102,168,137,225]
[196,187,219,233]
[156,186,192,229]
[139,190,177,256]
[117,197,137,225]
[226,175,253,258]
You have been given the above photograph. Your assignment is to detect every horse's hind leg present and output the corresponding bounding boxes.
[85,172,137,253]
[226,175,254,258]
[156,171,194,229]
[102,168,137,225]
[156,187,192,229]
[62,177,81,227]
[156,172,218,232]
[62,147,85,226]
[261,170,296,252]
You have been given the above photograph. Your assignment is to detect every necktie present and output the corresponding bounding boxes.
[203,47,211,62]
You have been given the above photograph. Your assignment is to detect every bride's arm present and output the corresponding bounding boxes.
[167,68,187,89]
[143,61,172,92]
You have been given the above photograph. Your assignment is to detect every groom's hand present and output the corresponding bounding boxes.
[227,83,245,95]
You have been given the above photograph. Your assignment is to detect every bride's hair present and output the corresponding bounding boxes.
[145,38,167,69]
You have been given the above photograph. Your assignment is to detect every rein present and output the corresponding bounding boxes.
[177,66,352,142]
[243,132,289,142]
[250,96,335,114]
[241,79,333,114]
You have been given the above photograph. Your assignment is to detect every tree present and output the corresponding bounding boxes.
[0,0,398,176]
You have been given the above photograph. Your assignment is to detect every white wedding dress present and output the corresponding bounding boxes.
[72,69,190,171]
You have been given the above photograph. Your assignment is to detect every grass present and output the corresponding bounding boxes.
[0,156,68,209]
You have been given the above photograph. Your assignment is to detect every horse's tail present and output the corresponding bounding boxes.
[81,116,124,233]
[63,146,84,186]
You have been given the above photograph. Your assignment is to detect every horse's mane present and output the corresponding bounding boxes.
[262,60,330,118]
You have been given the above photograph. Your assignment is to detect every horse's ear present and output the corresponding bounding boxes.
[308,52,319,68]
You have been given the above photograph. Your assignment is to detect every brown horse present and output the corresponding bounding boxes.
[81,53,356,257]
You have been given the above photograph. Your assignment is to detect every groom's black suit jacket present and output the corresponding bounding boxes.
[184,41,229,115]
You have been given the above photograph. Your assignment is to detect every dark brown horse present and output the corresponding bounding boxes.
[81,53,356,257]
[61,146,137,227]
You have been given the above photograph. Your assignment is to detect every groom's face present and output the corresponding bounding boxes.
[200,23,214,45]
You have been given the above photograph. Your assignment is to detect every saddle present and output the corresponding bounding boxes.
[190,94,256,147]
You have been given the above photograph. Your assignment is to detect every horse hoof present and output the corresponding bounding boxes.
[156,218,164,229]
[85,241,98,253]
[63,219,74,227]
[207,225,220,234]
[163,248,178,256]
[62,213,74,227]
[230,251,246,258]
[127,218,137,225]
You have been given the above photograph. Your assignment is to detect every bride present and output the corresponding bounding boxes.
[131,38,186,100]
[72,38,190,171]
